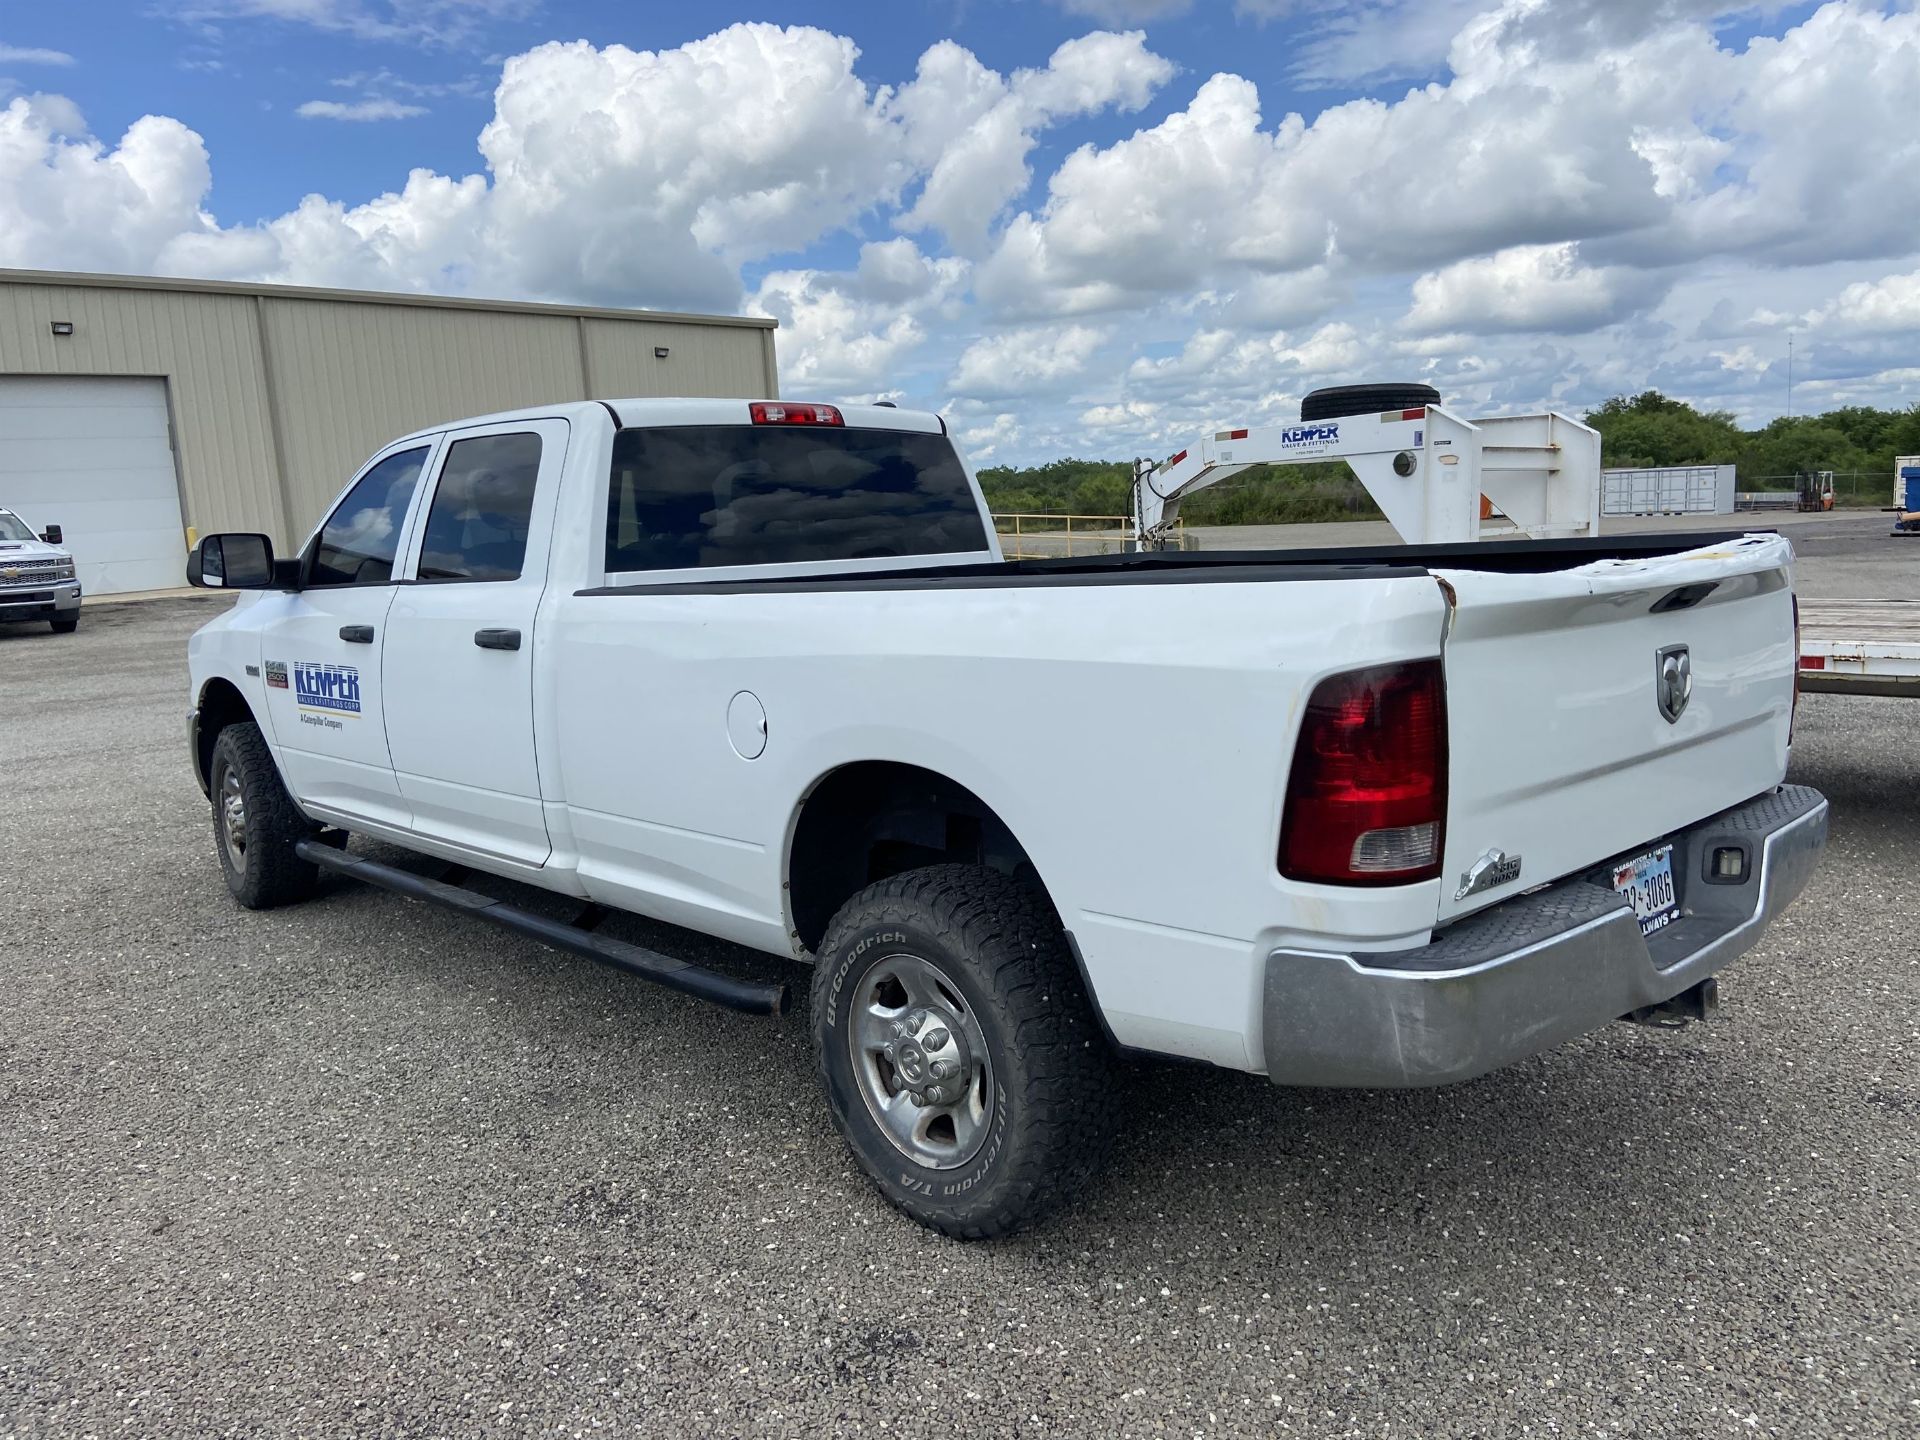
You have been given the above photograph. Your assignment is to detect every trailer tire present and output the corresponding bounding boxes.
[209,721,319,910]
[811,864,1114,1239]
[1300,382,1441,423]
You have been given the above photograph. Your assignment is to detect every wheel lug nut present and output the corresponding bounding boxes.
[923,1026,950,1050]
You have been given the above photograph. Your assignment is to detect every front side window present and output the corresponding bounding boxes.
[309,447,430,586]
[416,433,543,582]
[605,426,988,573]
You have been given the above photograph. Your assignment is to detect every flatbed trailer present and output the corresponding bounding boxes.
[1798,598,1920,697]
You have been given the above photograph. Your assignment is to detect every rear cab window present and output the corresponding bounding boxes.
[417,432,543,582]
[605,425,989,574]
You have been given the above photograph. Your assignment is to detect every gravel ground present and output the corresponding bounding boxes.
[2,550,1916,1438]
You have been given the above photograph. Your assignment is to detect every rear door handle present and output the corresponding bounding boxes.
[474,628,521,651]
[339,624,375,644]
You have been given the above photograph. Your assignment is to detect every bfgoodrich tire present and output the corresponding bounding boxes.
[811,864,1114,1239]
[209,721,320,910]
[1299,382,1441,423]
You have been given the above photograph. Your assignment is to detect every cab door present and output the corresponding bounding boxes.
[381,419,568,865]
[256,440,438,829]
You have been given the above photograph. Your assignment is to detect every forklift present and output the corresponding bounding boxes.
[1796,469,1836,512]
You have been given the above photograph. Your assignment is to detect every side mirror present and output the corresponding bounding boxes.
[188,533,276,589]
[40,524,62,545]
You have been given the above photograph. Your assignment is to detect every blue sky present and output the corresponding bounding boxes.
[2,1,1917,464]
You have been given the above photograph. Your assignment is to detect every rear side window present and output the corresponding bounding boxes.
[605,426,988,573]
[417,432,543,582]
[309,446,429,586]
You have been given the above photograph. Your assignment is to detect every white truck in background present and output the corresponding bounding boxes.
[183,392,1827,1237]
[0,507,81,633]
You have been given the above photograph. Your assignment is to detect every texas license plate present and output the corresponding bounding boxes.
[1612,845,1679,936]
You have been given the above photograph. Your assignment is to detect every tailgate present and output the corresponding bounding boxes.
[1434,533,1795,924]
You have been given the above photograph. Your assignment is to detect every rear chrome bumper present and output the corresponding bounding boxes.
[1262,785,1828,1087]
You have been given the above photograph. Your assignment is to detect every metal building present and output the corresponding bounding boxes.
[0,269,779,594]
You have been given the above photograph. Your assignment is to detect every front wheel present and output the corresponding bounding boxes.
[209,721,319,909]
[811,865,1114,1239]
[50,615,78,634]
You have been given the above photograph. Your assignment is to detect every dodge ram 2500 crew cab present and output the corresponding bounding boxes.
[184,396,1828,1237]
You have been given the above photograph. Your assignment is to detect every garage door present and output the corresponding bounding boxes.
[0,376,187,595]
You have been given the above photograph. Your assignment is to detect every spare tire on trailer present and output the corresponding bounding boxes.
[1300,383,1441,423]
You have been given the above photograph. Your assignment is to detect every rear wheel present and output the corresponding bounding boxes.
[811,864,1114,1239]
[209,721,319,909]
[1300,382,1441,423]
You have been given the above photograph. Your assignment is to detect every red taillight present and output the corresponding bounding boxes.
[1279,660,1448,886]
[750,401,844,427]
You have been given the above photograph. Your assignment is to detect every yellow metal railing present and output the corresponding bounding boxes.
[992,513,1180,558]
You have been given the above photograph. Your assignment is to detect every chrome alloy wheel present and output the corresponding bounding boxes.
[219,766,248,877]
[849,953,995,1170]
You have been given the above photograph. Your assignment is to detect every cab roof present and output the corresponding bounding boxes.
[392,397,944,444]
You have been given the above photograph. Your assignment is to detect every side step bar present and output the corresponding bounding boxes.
[294,839,790,1016]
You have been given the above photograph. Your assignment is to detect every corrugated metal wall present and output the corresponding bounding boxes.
[583,316,775,401]
[0,272,778,552]
[260,299,590,527]
[0,279,287,536]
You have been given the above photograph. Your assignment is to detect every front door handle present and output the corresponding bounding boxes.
[474,628,521,651]
[339,624,375,644]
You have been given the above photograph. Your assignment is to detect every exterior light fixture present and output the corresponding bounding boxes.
[50,321,74,337]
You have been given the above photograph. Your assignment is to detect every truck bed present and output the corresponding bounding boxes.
[1798,598,1920,697]
[584,531,1771,595]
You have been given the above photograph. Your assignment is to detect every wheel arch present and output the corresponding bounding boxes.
[194,676,258,794]
[783,759,1059,957]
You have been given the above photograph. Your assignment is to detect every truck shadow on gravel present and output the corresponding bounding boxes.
[329,838,1763,1259]
[331,729,1906,1262]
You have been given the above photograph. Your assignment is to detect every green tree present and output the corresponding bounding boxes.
[1585,392,1741,468]
[1733,419,1866,485]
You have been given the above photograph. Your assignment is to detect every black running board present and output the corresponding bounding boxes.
[294,839,790,1016]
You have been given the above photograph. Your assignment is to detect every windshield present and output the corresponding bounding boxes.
[0,512,35,543]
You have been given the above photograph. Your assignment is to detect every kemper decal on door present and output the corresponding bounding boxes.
[293,661,362,731]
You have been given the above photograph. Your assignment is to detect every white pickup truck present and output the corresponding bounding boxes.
[184,396,1828,1237]
[0,507,81,632]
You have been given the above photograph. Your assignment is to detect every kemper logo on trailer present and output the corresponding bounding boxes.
[1280,423,1339,447]
[293,662,362,716]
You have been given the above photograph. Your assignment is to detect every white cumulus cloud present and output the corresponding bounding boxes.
[949,324,1107,399]
[1406,243,1664,334]
[1791,269,1920,338]
[894,30,1173,256]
